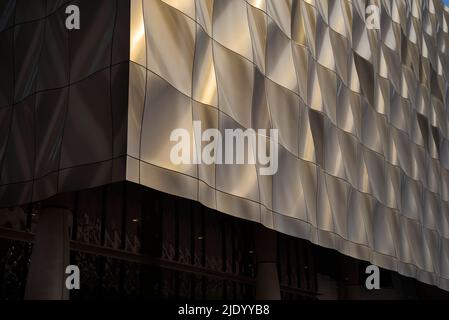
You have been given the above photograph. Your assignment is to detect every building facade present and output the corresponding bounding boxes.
[1,0,449,299]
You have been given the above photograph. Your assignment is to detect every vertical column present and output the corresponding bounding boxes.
[25,206,72,300]
[255,225,281,300]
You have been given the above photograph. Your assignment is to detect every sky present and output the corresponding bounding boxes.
[444,0,449,7]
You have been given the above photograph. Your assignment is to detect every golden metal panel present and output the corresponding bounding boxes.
[125,0,449,291]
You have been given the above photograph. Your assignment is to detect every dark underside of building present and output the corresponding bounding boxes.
[0,182,448,300]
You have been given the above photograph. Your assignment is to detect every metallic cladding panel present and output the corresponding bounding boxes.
[1,0,449,292]
[128,0,449,290]
[0,0,131,206]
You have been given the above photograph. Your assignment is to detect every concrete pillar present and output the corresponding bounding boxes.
[255,226,281,300]
[25,206,71,300]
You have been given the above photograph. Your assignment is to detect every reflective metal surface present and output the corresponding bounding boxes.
[1,0,449,291]
[128,0,449,291]
[0,0,130,206]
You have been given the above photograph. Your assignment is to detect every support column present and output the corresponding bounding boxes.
[255,225,281,300]
[25,206,71,300]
